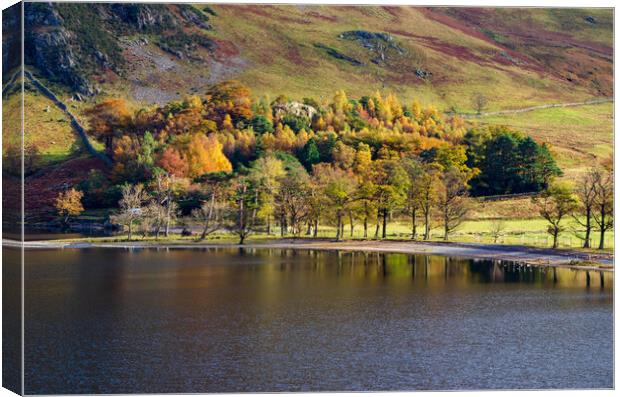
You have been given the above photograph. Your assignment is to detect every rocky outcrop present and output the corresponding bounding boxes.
[2,3,23,81]
[273,101,317,121]
[339,30,406,64]
[108,4,178,31]
[20,3,215,95]
[24,2,94,94]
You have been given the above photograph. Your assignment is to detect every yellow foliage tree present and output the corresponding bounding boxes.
[55,188,84,224]
[183,133,233,178]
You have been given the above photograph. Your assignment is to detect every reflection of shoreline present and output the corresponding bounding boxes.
[5,238,613,272]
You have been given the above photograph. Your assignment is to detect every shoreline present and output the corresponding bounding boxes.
[5,238,614,272]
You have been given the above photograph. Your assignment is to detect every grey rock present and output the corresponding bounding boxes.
[273,101,317,120]
[415,68,432,78]
[585,15,597,24]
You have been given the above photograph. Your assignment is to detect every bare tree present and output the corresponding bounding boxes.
[592,168,613,250]
[532,183,578,249]
[152,170,178,237]
[110,184,147,240]
[192,196,227,240]
[143,201,167,239]
[472,92,488,115]
[572,168,598,248]
[276,170,311,237]
[437,168,471,241]
[228,177,259,245]
[489,219,506,243]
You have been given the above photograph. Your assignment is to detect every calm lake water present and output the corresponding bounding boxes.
[22,247,613,393]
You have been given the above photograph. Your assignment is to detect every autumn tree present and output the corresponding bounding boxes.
[532,182,578,249]
[205,80,253,127]
[54,188,84,225]
[314,163,358,241]
[418,166,440,240]
[352,143,375,238]
[85,99,133,154]
[184,133,233,178]
[401,157,424,239]
[248,155,286,235]
[370,158,407,239]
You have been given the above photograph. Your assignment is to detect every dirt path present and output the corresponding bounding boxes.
[455,97,612,118]
[9,238,613,272]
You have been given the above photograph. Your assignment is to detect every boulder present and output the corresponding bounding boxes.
[273,101,317,120]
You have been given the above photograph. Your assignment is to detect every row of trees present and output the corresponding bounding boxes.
[98,150,474,244]
[55,149,612,250]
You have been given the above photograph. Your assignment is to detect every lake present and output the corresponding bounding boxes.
[21,247,612,393]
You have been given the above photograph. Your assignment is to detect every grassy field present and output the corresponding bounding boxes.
[3,87,80,165]
[64,211,612,252]
[302,218,613,251]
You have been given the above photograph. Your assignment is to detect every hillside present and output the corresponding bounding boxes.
[10,4,613,109]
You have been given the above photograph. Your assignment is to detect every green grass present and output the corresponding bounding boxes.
[64,213,613,252]
[3,89,80,165]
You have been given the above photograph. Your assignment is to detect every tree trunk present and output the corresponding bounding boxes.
[239,234,245,245]
[200,221,209,241]
[336,211,342,241]
[363,216,368,239]
[349,210,354,237]
[267,214,271,235]
[598,205,606,250]
[411,208,417,240]
[381,209,387,239]
[583,207,591,248]
[128,222,132,241]
[424,208,430,240]
[552,228,559,249]
[313,218,319,238]
[306,221,312,236]
[443,211,449,241]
